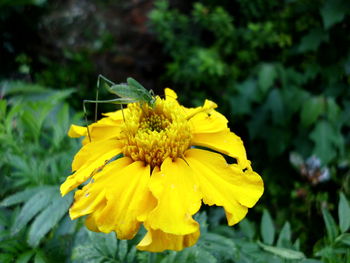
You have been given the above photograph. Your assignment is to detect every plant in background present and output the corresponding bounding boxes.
[0,81,80,262]
[149,0,350,250]
[61,76,263,252]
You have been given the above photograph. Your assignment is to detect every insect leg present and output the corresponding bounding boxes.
[94,77,100,122]
[83,98,136,143]
[83,100,92,142]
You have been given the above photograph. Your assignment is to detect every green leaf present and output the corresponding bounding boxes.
[0,100,7,119]
[126,247,136,263]
[88,231,117,259]
[322,208,339,241]
[257,241,305,260]
[11,186,57,235]
[55,214,77,236]
[200,232,236,259]
[276,222,291,248]
[239,219,255,240]
[301,259,323,263]
[298,28,329,52]
[261,210,275,245]
[0,254,13,263]
[0,187,44,207]
[33,250,46,263]
[320,0,350,29]
[27,191,73,247]
[335,233,350,246]
[16,251,35,263]
[300,96,324,127]
[326,98,341,122]
[309,120,340,164]
[338,193,350,233]
[293,238,300,250]
[258,63,277,94]
[266,89,284,125]
[51,103,70,148]
[118,240,128,261]
[195,248,217,263]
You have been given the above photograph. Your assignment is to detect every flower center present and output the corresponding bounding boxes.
[119,98,192,168]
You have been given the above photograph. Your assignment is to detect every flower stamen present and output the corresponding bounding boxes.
[119,98,192,168]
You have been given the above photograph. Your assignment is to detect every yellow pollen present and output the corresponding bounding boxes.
[119,98,192,168]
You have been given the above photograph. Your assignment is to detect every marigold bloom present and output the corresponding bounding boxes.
[61,88,263,252]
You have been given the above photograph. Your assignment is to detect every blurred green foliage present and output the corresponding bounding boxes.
[0,0,350,262]
[149,0,350,252]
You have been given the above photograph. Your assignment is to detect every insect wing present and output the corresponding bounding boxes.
[107,84,131,97]
[127,77,154,103]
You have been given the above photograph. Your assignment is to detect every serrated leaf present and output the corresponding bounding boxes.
[261,210,275,245]
[277,222,291,248]
[257,241,305,260]
[338,192,350,233]
[11,186,57,235]
[0,187,44,207]
[28,191,73,247]
[258,63,277,94]
[322,208,339,241]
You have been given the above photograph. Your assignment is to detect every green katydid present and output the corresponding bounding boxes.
[83,75,156,142]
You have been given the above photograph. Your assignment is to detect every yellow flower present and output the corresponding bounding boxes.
[61,88,263,252]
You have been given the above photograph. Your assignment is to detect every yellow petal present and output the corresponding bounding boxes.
[185,148,263,225]
[69,157,132,219]
[72,139,122,172]
[184,99,217,121]
[137,227,200,252]
[85,214,99,232]
[192,130,250,168]
[189,109,228,134]
[94,161,156,239]
[85,202,106,232]
[165,88,178,100]
[70,113,125,145]
[146,158,201,235]
[68,124,87,138]
[86,117,123,143]
[60,147,122,196]
[102,109,124,120]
